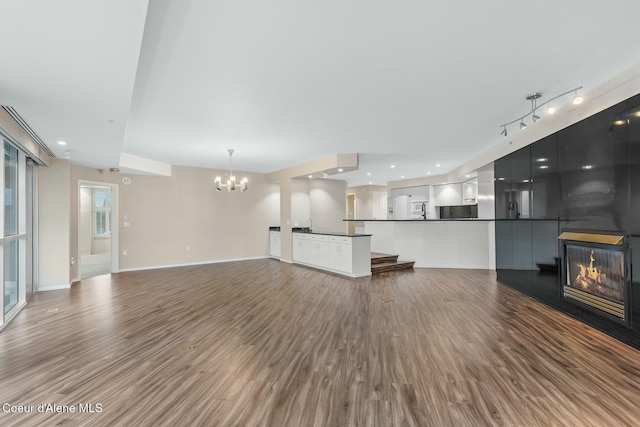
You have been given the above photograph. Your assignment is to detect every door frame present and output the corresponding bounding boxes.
[77,180,119,278]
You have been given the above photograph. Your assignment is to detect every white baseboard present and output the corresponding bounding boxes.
[117,256,270,273]
[37,284,72,291]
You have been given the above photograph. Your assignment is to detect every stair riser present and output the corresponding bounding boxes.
[371,256,399,265]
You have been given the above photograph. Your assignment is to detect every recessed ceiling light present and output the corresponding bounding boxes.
[465,174,470,178]
[338,168,343,172]
[536,158,548,162]
[308,175,313,178]
[436,164,441,167]
[614,119,625,126]
[390,165,395,168]
[582,165,593,170]
[539,165,549,169]
[401,175,405,178]
[366,172,371,176]
[498,177,505,181]
[635,111,640,118]
[58,141,67,146]
[427,172,431,175]
[368,181,372,184]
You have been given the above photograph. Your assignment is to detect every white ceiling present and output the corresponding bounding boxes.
[2,0,640,187]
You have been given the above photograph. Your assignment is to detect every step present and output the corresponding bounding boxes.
[371,260,415,274]
[371,252,399,264]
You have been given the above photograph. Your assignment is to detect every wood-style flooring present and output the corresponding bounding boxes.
[1,259,640,426]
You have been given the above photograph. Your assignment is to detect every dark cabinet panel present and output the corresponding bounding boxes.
[494,157,511,220]
[495,221,513,269]
[510,147,532,219]
[628,95,640,234]
[494,146,531,219]
[531,135,559,219]
[512,221,533,269]
[532,220,559,266]
[557,101,628,231]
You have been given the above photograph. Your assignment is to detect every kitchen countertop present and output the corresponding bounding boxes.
[343,218,493,222]
[293,231,372,237]
[270,226,370,237]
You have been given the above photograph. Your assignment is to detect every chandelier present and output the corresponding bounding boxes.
[215,149,248,192]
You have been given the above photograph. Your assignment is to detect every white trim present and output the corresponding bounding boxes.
[116,256,270,273]
[279,258,294,264]
[38,284,71,291]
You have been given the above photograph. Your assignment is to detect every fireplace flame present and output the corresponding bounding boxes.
[575,250,607,290]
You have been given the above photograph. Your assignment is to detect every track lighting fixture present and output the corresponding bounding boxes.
[499,87,583,136]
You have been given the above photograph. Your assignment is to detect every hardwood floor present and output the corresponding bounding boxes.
[2,259,640,426]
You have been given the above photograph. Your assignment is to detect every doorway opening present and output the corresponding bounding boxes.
[78,181,118,279]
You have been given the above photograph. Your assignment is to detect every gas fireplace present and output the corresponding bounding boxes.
[558,232,629,324]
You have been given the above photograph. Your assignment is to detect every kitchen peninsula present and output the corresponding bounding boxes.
[270,227,372,278]
[347,219,495,270]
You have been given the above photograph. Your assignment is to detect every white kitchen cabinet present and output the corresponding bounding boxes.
[293,232,371,277]
[328,236,352,273]
[292,233,310,264]
[269,231,281,258]
[309,234,330,269]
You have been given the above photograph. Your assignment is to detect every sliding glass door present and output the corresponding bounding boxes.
[2,138,28,326]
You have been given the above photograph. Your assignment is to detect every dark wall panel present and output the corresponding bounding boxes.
[557,101,628,232]
[494,92,640,350]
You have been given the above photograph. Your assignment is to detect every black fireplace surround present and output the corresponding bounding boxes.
[494,93,640,349]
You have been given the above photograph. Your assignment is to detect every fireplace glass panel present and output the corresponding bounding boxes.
[565,244,624,304]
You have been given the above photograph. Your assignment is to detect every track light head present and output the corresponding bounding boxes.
[572,91,584,105]
[520,121,527,130]
[500,126,507,136]
[532,114,541,123]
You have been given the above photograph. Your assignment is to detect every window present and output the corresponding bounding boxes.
[92,189,111,237]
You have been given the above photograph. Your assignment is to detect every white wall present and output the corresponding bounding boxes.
[477,166,495,219]
[63,163,280,278]
[434,183,462,206]
[291,178,311,228]
[38,158,71,289]
[347,185,388,219]
[365,221,495,269]
[310,179,347,233]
